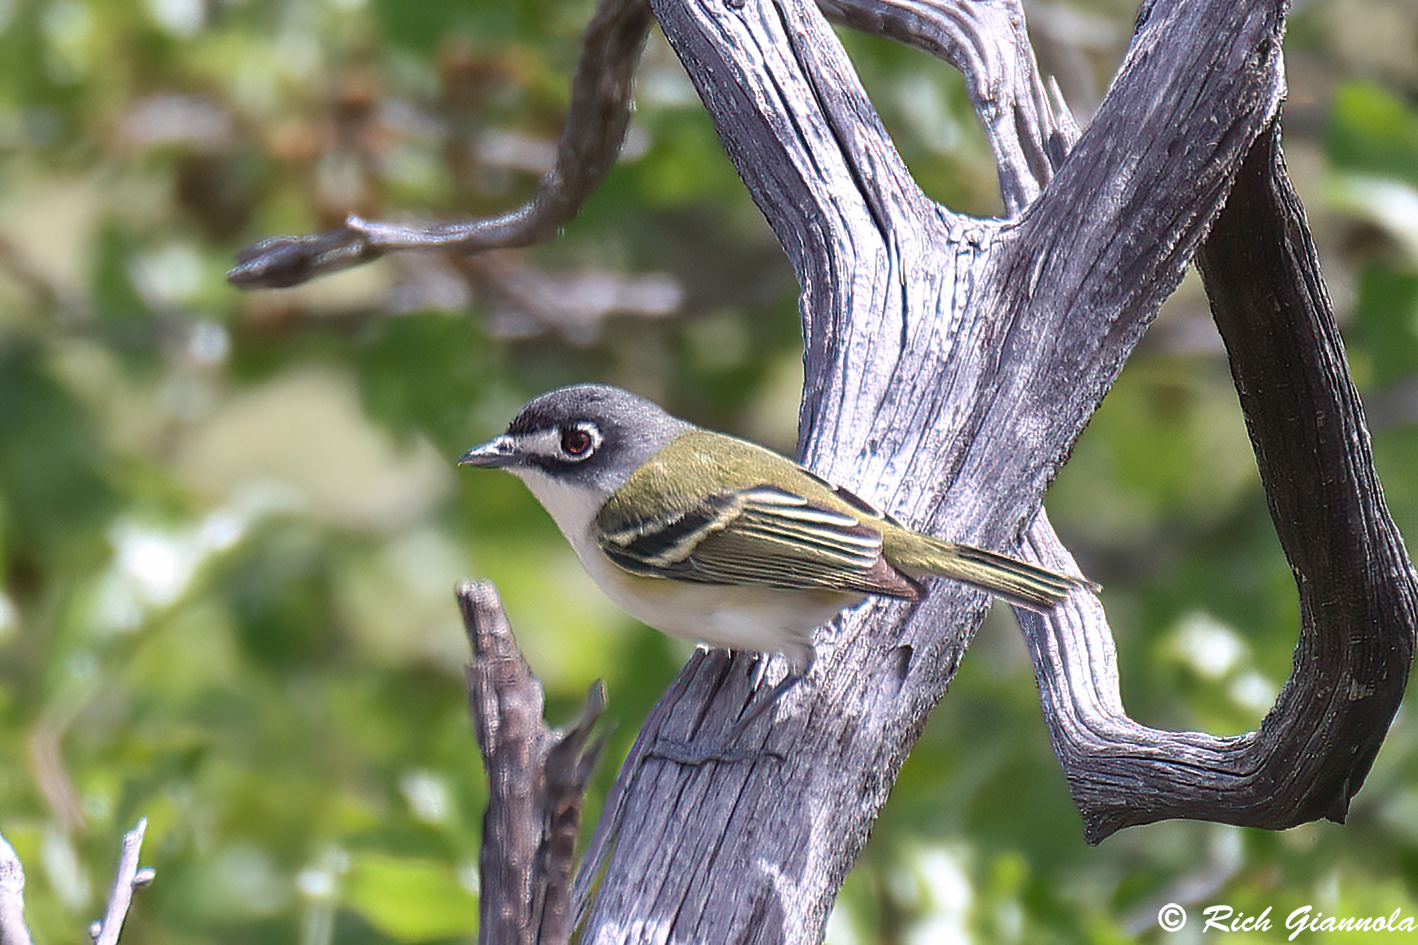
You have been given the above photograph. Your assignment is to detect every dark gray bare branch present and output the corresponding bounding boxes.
[1193,123,1417,829]
[1022,124,1418,842]
[458,582,604,945]
[227,0,652,289]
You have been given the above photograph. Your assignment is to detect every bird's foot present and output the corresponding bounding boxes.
[645,656,805,765]
[646,737,785,766]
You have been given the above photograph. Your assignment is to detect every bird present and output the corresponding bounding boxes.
[459,383,1091,752]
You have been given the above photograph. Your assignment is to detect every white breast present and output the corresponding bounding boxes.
[512,467,851,674]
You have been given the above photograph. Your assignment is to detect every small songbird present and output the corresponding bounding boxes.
[459,384,1090,689]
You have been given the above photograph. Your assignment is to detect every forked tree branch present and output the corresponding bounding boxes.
[566,0,1347,938]
[817,0,1079,211]
[458,583,605,945]
[924,0,1417,841]
[230,0,1416,937]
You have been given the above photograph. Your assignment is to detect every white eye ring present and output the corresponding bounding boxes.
[559,422,602,461]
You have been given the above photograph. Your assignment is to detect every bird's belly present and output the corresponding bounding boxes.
[569,530,852,672]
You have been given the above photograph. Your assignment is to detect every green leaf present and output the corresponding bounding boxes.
[216,521,340,670]
[356,312,492,451]
[1326,81,1418,187]
[1353,264,1418,388]
[344,852,478,942]
[0,342,116,560]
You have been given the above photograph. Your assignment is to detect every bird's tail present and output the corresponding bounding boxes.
[892,535,1095,612]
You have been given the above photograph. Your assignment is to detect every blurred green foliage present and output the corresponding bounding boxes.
[1,0,1417,942]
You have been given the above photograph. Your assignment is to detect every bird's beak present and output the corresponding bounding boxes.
[458,435,521,469]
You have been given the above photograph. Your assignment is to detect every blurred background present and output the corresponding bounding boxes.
[1,0,1416,941]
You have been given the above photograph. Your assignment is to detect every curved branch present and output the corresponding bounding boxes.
[938,0,1417,840]
[1023,124,1418,842]
[1197,124,1418,826]
[917,0,1413,847]
[227,0,653,289]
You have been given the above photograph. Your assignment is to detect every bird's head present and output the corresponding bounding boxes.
[459,384,689,504]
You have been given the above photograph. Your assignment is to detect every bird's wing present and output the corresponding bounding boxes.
[596,485,921,598]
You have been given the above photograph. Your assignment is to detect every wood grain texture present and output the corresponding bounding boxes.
[568,0,1367,940]
[1014,122,1418,841]
[227,0,1417,935]
[817,0,1078,211]
[458,583,604,945]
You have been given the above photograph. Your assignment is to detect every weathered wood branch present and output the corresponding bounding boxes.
[228,0,1416,936]
[817,0,1079,211]
[565,0,1322,939]
[458,582,605,945]
[1016,121,1418,842]
[1185,124,1412,826]
[1201,127,1418,814]
[931,1,1417,842]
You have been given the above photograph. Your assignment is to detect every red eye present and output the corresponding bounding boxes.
[561,426,595,457]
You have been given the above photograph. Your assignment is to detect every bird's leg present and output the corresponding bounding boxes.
[716,667,801,746]
[648,653,803,765]
[749,650,774,691]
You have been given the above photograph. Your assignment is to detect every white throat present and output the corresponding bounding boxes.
[511,467,606,553]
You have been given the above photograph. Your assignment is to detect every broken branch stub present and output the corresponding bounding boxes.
[457,582,604,945]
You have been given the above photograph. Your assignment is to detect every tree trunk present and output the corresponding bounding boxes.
[567,0,1414,939]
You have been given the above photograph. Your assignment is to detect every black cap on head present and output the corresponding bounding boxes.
[507,384,669,437]
[462,384,690,492]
